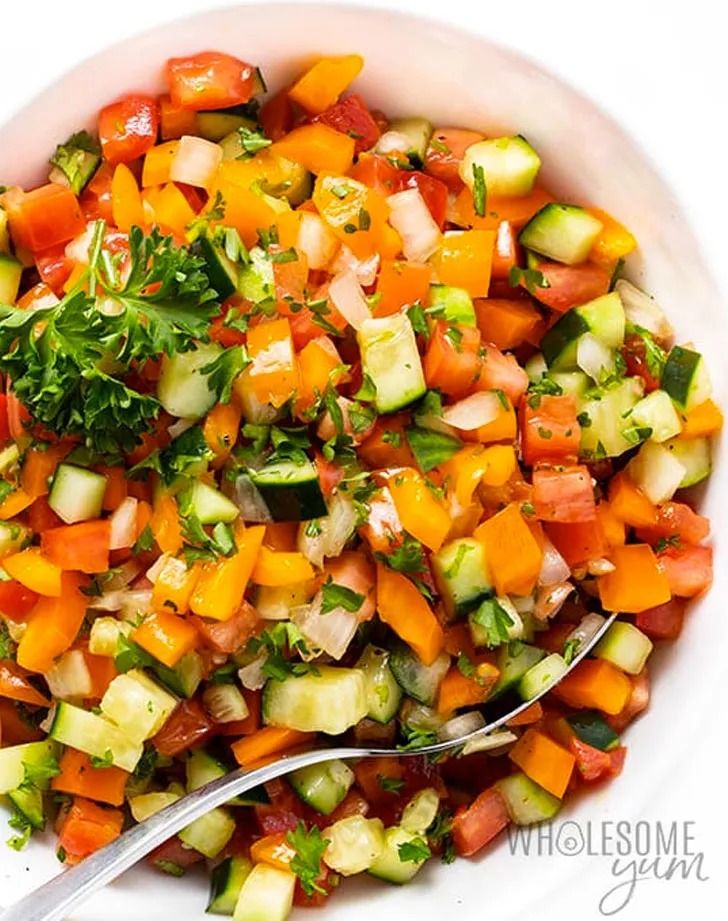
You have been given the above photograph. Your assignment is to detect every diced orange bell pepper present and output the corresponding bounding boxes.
[57,797,124,861]
[598,544,671,613]
[474,298,541,350]
[383,467,451,552]
[596,500,626,547]
[353,757,404,804]
[509,729,576,798]
[250,832,296,870]
[552,659,632,715]
[52,749,129,807]
[474,503,543,596]
[678,399,723,438]
[244,317,299,408]
[142,142,180,187]
[607,472,658,528]
[208,180,279,247]
[148,183,196,236]
[133,610,198,668]
[376,563,445,666]
[312,175,389,259]
[506,701,544,727]
[21,444,71,500]
[0,488,35,520]
[232,726,314,768]
[0,660,51,707]
[203,401,242,467]
[83,650,118,700]
[150,494,183,555]
[151,556,202,615]
[41,521,111,574]
[2,548,62,596]
[375,260,433,316]
[358,415,417,470]
[441,444,516,507]
[451,184,554,231]
[437,661,499,714]
[294,336,344,418]
[463,396,517,444]
[111,163,145,232]
[16,572,89,673]
[190,525,265,621]
[430,230,495,298]
[288,55,364,114]
[99,465,128,511]
[251,547,314,586]
[587,208,636,269]
[5,183,86,252]
[271,124,355,175]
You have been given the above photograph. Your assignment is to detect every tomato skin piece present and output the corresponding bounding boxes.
[165,51,256,111]
[34,244,74,295]
[312,94,381,154]
[658,544,713,598]
[532,465,596,523]
[527,260,611,312]
[424,322,482,397]
[98,95,160,165]
[621,332,661,392]
[475,345,529,406]
[396,170,449,228]
[348,153,400,197]
[152,699,215,757]
[424,128,484,189]
[451,787,511,857]
[520,395,581,466]
[634,501,710,546]
[635,598,686,640]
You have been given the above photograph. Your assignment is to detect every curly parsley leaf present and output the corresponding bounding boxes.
[49,130,101,194]
[398,837,432,864]
[286,822,330,896]
[470,597,514,648]
[321,578,364,615]
[200,346,250,403]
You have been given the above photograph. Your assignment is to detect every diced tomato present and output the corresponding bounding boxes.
[358,487,404,553]
[0,580,39,622]
[152,699,215,757]
[323,551,376,621]
[254,803,303,835]
[192,601,259,654]
[608,669,650,733]
[148,835,205,873]
[26,496,64,533]
[658,544,713,597]
[165,51,257,111]
[527,261,611,313]
[424,128,483,190]
[569,737,626,783]
[396,170,449,228]
[313,94,380,154]
[41,521,111,574]
[532,465,596,523]
[80,163,114,224]
[424,322,482,397]
[521,394,581,466]
[475,344,529,406]
[348,153,400,197]
[6,184,86,252]
[635,598,686,640]
[452,787,511,857]
[98,95,160,165]
[314,450,344,497]
[621,332,661,393]
[0,394,9,445]
[0,660,51,707]
[57,798,123,860]
[635,501,710,546]
[491,221,520,280]
[259,90,296,141]
[34,244,74,295]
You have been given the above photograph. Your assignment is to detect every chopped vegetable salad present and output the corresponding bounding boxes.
[0,48,720,919]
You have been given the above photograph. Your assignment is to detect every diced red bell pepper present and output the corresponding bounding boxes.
[452,787,511,857]
[313,94,380,154]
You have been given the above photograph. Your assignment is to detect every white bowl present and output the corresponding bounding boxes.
[0,4,725,920]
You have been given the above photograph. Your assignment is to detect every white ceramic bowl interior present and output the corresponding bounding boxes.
[0,5,724,920]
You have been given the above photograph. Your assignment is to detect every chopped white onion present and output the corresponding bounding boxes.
[332,245,380,287]
[587,557,616,576]
[497,595,526,640]
[375,130,412,155]
[386,188,442,262]
[565,612,606,654]
[462,729,519,757]
[89,616,133,656]
[169,135,222,189]
[442,391,502,431]
[534,581,573,620]
[167,417,197,439]
[109,497,138,550]
[202,684,249,723]
[615,279,673,341]
[436,711,485,742]
[238,655,268,691]
[233,474,272,523]
[91,589,153,622]
[292,594,359,660]
[65,223,96,264]
[328,270,371,330]
[298,491,357,568]
[45,649,93,700]
[538,538,572,586]
[576,333,615,381]
[510,594,536,615]
[145,553,170,585]
[297,212,340,270]
[103,559,141,591]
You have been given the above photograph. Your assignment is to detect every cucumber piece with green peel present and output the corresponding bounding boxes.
[49,702,143,772]
[368,826,430,884]
[519,204,604,265]
[432,537,493,621]
[355,645,402,723]
[378,117,433,166]
[0,740,58,795]
[179,806,236,859]
[629,389,682,443]
[518,653,568,700]
[100,669,177,745]
[491,643,546,698]
[661,345,712,410]
[459,136,541,197]
[289,759,355,815]
[232,863,296,921]
[0,253,23,304]
[157,342,221,419]
[388,643,450,707]
[262,666,368,735]
[179,480,240,524]
[207,856,253,915]
[579,377,644,459]
[49,463,107,524]
[541,292,625,370]
[238,246,274,305]
[249,457,327,521]
[358,314,426,414]
[495,772,562,824]
[151,650,204,699]
[197,111,256,142]
[197,234,239,300]
[663,436,711,487]
[400,787,440,835]
[626,441,686,504]
[129,789,182,823]
[565,711,620,751]
[8,783,45,829]
[428,285,476,326]
[594,621,653,675]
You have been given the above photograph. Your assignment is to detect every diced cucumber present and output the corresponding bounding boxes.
[262,666,368,735]
[233,863,296,921]
[197,234,239,300]
[152,650,204,699]
[100,669,177,744]
[469,596,524,648]
[0,520,30,558]
[8,783,45,829]
[518,653,568,700]
[49,132,101,195]
[255,582,311,620]
[541,292,625,370]
[90,618,132,657]
[157,343,221,419]
[432,537,493,621]
[381,117,433,166]
[0,254,22,304]
[428,285,476,326]
[579,377,644,459]
[129,789,181,822]
[626,441,686,504]
[358,314,426,413]
[187,748,227,791]
[629,389,682,443]
[576,333,616,382]
[551,371,590,400]
[197,111,256,142]
[355,645,402,723]
[400,787,440,834]
[595,621,653,675]
[180,480,240,525]
[388,644,450,707]
[520,204,603,265]
[48,463,107,524]
[459,136,541,197]
[663,436,711,487]
[207,856,253,915]
[565,711,620,751]
[0,442,20,475]
[406,426,462,473]
[368,826,429,884]
[495,772,561,824]
[525,352,548,382]
[49,702,143,772]
[290,759,355,815]
[203,684,249,724]
[179,806,236,858]
[249,457,327,521]
[661,345,712,411]
[324,815,386,875]
[491,643,545,698]
[0,740,57,794]
[238,247,274,306]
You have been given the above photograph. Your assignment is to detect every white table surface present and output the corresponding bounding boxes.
[0,2,725,919]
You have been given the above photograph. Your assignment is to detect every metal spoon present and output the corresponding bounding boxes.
[1,613,615,921]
